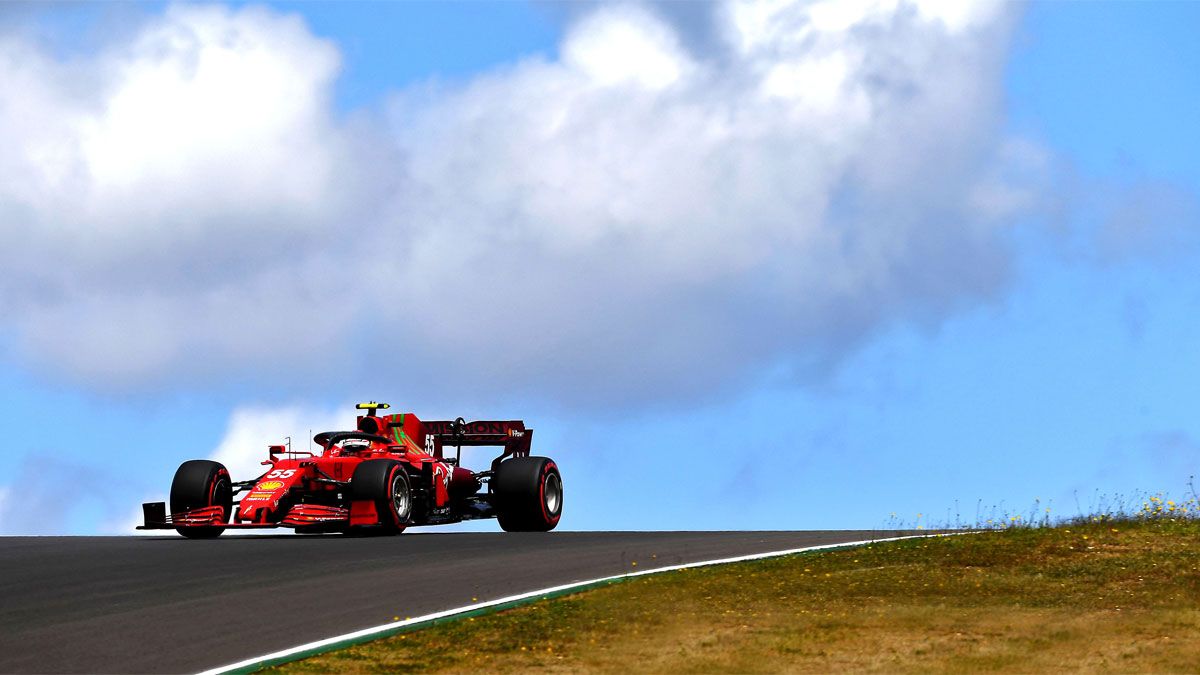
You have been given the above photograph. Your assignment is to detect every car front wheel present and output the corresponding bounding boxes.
[170,460,232,539]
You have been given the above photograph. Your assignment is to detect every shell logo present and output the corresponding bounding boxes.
[257,480,285,491]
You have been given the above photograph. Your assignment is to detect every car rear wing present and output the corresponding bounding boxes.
[422,419,532,471]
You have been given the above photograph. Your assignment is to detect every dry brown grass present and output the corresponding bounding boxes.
[275,519,1200,673]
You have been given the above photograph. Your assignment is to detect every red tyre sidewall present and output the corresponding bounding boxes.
[207,468,231,523]
[538,461,561,527]
[382,464,407,532]
[383,465,400,527]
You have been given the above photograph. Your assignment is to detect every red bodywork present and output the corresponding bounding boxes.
[140,408,534,533]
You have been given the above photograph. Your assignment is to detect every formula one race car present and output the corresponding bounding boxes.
[139,403,563,538]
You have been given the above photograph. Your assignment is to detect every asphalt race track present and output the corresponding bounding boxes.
[0,530,910,673]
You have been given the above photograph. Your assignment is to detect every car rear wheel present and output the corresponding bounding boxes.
[170,460,232,539]
[350,459,411,535]
[492,457,562,532]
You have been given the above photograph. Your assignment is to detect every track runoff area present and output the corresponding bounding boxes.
[0,530,936,673]
[204,533,934,674]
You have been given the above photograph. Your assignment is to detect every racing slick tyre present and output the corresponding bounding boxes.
[170,460,233,539]
[349,459,412,535]
[492,457,562,532]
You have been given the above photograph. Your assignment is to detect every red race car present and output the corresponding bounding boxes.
[139,402,563,538]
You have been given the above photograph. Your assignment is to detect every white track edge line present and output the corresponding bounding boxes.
[199,533,943,674]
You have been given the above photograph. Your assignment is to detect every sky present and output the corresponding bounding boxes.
[1,0,1198,535]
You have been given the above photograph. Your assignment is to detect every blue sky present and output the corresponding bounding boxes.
[1,1,1198,534]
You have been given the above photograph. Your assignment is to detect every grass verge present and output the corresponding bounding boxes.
[274,520,1200,673]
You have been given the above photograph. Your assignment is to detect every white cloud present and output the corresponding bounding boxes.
[363,0,1038,403]
[0,1,1042,408]
[563,5,692,89]
[0,4,381,386]
[2,5,346,245]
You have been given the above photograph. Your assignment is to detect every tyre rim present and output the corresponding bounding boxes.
[391,474,411,522]
[543,472,562,516]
